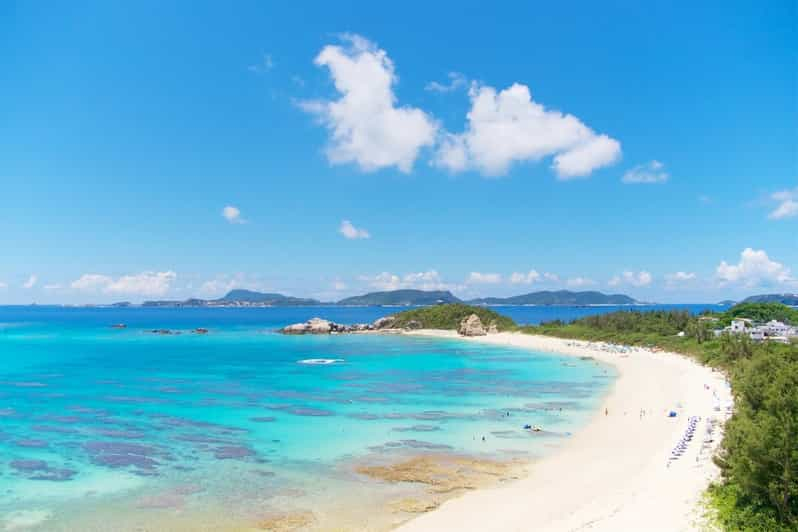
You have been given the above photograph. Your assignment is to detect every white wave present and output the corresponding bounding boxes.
[297,358,344,365]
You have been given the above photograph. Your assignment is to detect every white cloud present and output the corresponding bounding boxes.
[339,220,370,239]
[716,248,793,287]
[222,206,245,224]
[622,160,669,184]
[300,34,437,173]
[43,283,63,291]
[510,270,540,284]
[434,83,621,178]
[71,274,112,291]
[467,272,502,284]
[0,281,7,290]
[362,272,401,291]
[664,271,697,284]
[425,72,468,93]
[71,271,177,297]
[22,275,37,289]
[198,278,238,297]
[566,276,596,288]
[608,270,653,287]
[509,270,561,284]
[553,135,623,179]
[333,280,347,291]
[248,53,274,73]
[768,186,798,220]
[359,270,448,291]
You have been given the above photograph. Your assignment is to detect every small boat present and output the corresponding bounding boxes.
[111,323,127,329]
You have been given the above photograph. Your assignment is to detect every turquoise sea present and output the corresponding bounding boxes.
[0,305,719,530]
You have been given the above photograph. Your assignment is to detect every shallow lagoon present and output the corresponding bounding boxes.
[0,307,616,530]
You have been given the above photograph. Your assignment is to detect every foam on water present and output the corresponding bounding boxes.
[297,358,345,365]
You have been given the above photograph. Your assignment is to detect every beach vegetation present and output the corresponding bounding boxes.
[388,304,516,331]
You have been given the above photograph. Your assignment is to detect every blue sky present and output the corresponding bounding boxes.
[1,0,796,304]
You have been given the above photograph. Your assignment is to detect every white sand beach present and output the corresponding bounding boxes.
[398,331,733,532]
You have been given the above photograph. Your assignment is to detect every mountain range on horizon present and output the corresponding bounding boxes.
[131,288,646,307]
[115,289,798,309]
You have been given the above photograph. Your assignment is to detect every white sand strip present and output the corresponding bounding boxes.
[398,331,733,532]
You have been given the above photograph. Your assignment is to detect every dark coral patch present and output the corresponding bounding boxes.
[15,439,49,448]
[392,425,441,433]
[83,441,163,471]
[249,416,276,423]
[97,429,146,439]
[286,407,334,417]
[30,468,77,481]
[10,459,48,472]
[213,445,255,459]
[31,425,78,434]
[347,413,379,420]
[9,460,76,481]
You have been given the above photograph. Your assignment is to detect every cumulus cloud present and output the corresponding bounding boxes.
[608,271,653,287]
[70,274,112,291]
[509,270,561,284]
[339,220,370,239]
[566,276,596,288]
[768,186,798,220]
[622,160,669,184]
[0,281,7,290]
[434,83,621,178]
[467,272,502,284]
[71,271,177,297]
[300,34,437,173]
[222,206,245,224]
[510,270,540,284]
[425,72,468,93]
[665,271,697,284]
[333,280,348,291]
[22,275,37,289]
[359,270,448,291]
[198,278,238,297]
[716,248,793,287]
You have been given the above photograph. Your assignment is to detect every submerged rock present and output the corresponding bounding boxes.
[458,314,487,336]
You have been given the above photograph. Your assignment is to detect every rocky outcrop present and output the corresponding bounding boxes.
[487,321,499,334]
[280,318,374,335]
[372,316,396,329]
[458,314,487,336]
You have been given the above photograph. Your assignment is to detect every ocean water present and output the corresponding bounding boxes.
[0,305,708,530]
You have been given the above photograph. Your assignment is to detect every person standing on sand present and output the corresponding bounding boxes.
[605,407,608,416]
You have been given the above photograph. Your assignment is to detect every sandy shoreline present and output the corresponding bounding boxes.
[397,331,733,532]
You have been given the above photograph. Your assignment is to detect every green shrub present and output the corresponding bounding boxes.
[388,303,516,331]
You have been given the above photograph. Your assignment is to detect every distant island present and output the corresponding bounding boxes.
[467,290,638,306]
[130,288,643,308]
[141,289,323,308]
[740,293,798,306]
[337,289,460,306]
